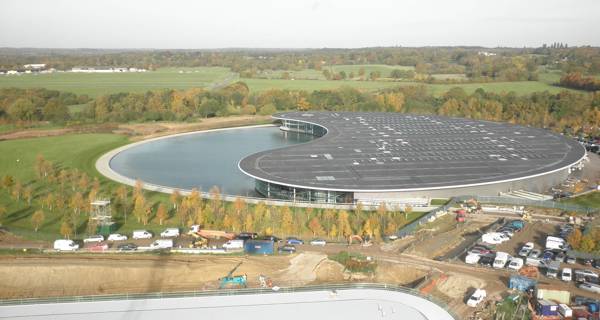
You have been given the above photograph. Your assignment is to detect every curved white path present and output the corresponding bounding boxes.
[0,288,455,320]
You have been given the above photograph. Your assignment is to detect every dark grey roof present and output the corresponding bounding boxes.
[239,112,586,192]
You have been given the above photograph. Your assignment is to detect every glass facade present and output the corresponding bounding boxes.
[255,180,353,204]
[280,119,327,137]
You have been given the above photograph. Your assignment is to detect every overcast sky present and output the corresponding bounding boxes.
[1,0,599,49]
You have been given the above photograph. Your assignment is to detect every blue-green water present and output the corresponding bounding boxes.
[109,126,312,196]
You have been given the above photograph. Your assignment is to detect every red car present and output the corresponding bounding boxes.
[88,243,108,252]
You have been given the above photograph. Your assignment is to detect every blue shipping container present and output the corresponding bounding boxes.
[537,300,558,316]
[244,240,274,255]
[508,275,537,291]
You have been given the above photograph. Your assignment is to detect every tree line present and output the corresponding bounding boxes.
[0,155,412,240]
[559,72,600,91]
[1,82,599,137]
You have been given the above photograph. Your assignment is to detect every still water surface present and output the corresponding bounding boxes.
[109,126,312,196]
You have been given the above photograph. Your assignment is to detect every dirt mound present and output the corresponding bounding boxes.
[314,259,345,282]
[275,252,327,286]
[436,272,486,299]
[375,261,429,285]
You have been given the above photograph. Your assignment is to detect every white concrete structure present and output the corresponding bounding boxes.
[0,288,455,320]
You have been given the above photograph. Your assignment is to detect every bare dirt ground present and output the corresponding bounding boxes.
[0,115,271,141]
[0,254,290,298]
[274,252,327,285]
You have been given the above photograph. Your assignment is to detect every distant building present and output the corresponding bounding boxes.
[478,51,497,57]
[71,66,146,73]
[23,63,46,70]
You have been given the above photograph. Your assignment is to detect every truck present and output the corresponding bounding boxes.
[140,239,173,250]
[465,253,481,264]
[456,209,466,223]
[132,230,152,240]
[222,239,244,250]
[493,252,510,269]
[545,236,566,250]
[188,225,235,240]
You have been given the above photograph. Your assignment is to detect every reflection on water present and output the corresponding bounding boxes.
[109,126,313,196]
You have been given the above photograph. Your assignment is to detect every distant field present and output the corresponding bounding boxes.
[256,64,414,81]
[0,67,234,96]
[0,66,573,97]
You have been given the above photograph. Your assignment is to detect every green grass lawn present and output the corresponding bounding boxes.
[0,65,574,98]
[0,67,234,97]
[563,191,600,208]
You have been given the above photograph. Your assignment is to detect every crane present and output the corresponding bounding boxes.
[219,261,247,289]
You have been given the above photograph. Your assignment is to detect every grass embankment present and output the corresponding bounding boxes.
[563,191,600,208]
[0,134,133,240]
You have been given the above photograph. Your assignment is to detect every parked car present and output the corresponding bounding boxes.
[542,250,554,261]
[561,268,572,282]
[579,282,600,294]
[160,228,180,238]
[132,230,152,240]
[387,234,399,241]
[309,239,327,246]
[593,259,600,269]
[468,247,494,256]
[286,237,304,245]
[83,235,104,243]
[467,289,487,307]
[518,242,534,257]
[88,243,108,252]
[222,239,244,250]
[278,245,296,254]
[554,251,566,262]
[236,232,258,241]
[528,249,541,259]
[508,257,524,271]
[497,228,514,238]
[259,235,282,243]
[148,239,173,249]
[107,234,128,241]
[53,239,79,251]
[117,243,138,251]
[565,255,577,264]
[478,255,494,268]
[493,252,510,269]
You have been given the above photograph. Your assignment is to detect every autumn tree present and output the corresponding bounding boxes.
[337,210,353,237]
[2,175,15,190]
[156,203,168,225]
[133,194,146,223]
[281,206,294,236]
[170,190,181,210]
[31,210,45,232]
[580,235,596,253]
[0,206,7,225]
[60,219,73,239]
[11,180,22,201]
[115,185,129,220]
[308,216,324,236]
[23,186,33,205]
[567,229,583,250]
[243,213,254,232]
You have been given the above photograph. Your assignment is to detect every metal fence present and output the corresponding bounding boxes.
[0,282,459,319]
[395,199,458,238]
[455,195,598,214]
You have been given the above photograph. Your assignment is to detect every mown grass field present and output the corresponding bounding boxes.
[0,67,234,96]
[0,134,133,239]
[0,65,573,97]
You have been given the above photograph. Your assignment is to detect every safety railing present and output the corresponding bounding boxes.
[0,282,459,319]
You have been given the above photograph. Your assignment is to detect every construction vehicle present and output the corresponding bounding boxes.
[258,274,273,288]
[189,225,236,240]
[456,209,467,223]
[189,236,208,248]
[348,234,372,246]
[219,261,247,289]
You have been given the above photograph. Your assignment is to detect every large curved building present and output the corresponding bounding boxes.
[239,112,586,204]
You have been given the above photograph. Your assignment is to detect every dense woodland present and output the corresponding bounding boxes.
[2,82,598,137]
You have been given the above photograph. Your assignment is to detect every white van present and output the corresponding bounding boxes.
[54,239,79,251]
[465,253,481,264]
[222,239,244,250]
[493,252,510,269]
[160,228,180,238]
[561,268,572,282]
[132,230,152,239]
[149,239,173,249]
[545,236,566,250]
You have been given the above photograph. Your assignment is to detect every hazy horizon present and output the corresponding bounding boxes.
[1,0,599,49]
